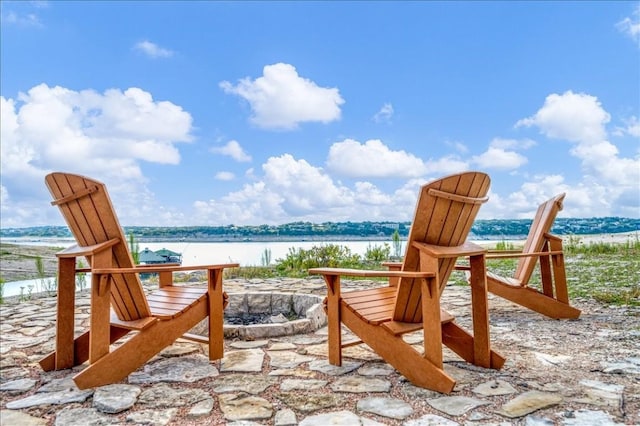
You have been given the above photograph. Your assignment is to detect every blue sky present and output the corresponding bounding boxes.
[1,1,639,228]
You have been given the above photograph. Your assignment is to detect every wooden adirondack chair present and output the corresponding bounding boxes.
[309,172,505,394]
[482,193,581,319]
[39,172,239,389]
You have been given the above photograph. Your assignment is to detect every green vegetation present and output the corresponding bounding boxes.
[494,240,517,251]
[275,244,364,277]
[35,256,57,296]
[364,243,391,263]
[481,239,639,307]
[76,259,87,291]
[1,237,637,308]
[128,232,140,264]
[226,239,639,307]
[0,278,4,304]
[261,248,272,267]
[391,229,402,259]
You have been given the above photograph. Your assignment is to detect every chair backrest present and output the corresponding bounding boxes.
[393,171,491,323]
[514,193,565,285]
[45,172,151,321]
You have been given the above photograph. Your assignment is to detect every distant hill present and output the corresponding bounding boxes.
[1,217,638,242]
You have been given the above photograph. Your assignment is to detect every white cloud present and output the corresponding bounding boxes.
[616,5,640,45]
[373,103,394,123]
[220,63,344,130]
[481,173,623,220]
[472,147,527,170]
[613,115,640,137]
[516,91,610,144]
[423,156,470,175]
[210,140,252,162]
[215,171,235,181]
[512,90,640,217]
[1,11,42,27]
[327,139,428,178]
[193,153,426,225]
[0,83,194,227]
[190,150,494,225]
[133,40,174,58]
[471,138,532,171]
[446,140,469,154]
[489,138,536,150]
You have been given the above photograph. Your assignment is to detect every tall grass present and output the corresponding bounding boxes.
[35,256,57,296]
[128,232,140,264]
[261,248,272,267]
[565,233,640,255]
[392,229,402,259]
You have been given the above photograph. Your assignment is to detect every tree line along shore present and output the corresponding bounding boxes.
[1,217,639,242]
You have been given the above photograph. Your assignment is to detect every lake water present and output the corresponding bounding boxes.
[1,237,510,297]
[1,238,407,297]
[2,237,409,266]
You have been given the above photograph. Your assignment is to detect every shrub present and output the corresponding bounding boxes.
[275,244,362,276]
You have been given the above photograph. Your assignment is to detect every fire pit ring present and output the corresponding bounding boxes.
[190,292,327,340]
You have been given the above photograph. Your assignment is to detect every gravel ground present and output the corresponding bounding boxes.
[0,243,62,283]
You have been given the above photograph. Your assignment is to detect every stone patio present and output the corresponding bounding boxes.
[0,276,638,425]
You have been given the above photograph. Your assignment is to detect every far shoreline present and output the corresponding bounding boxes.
[1,230,638,245]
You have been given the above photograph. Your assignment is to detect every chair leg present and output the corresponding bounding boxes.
[207,269,225,360]
[39,327,131,372]
[442,322,506,369]
[340,306,456,394]
[487,280,581,319]
[72,300,209,389]
[323,275,343,366]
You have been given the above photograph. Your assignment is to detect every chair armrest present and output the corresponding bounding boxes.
[486,249,523,254]
[308,267,434,279]
[135,263,181,268]
[412,241,487,258]
[485,251,563,260]
[381,261,402,269]
[93,263,239,274]
[56,239,120,258]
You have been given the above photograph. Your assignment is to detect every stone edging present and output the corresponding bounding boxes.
[191,292,327,339]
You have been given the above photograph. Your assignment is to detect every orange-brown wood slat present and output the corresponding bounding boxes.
[155,286,207,296]
[47,174,94,248]
[146,295,201,307]
[342,289,396,304]
[428,176,458,245]
[53,174,133,320]
[346,299,396,312]
[146,299,191,311]
[349,301,395,316]
[340,287,394,297]
[147,307,182,319]
[344,306,392,324]
[148,289,204,299]
[74,174,149,321]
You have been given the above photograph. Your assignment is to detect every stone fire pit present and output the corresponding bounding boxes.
[191,292,327,340]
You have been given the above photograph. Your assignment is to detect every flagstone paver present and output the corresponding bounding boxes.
[1,277,638,425]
